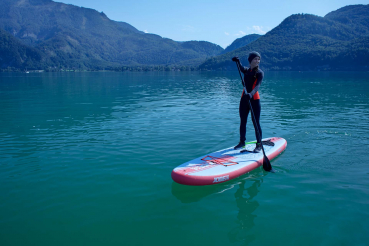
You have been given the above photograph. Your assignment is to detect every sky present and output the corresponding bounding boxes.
[56,0,368,48]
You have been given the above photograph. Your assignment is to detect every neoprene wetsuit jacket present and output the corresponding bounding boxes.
[239,65,263,99]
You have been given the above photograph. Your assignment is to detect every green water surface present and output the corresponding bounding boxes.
[0,71,368,246]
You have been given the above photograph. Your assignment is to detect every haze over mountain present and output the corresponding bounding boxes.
[0,0,223,69]
[200,4,369,71]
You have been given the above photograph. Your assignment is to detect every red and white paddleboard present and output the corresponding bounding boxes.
[171,137,287,186]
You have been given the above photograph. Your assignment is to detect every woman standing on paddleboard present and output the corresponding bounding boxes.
[232,52,263,152]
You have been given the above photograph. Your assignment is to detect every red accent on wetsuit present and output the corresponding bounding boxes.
[242,78,260,99]
[252,78,260,100]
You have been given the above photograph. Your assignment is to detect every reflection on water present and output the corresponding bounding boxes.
[229,178,262,245]
[171,182,221,203]
[172,168,264,245]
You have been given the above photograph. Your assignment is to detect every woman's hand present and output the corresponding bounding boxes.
[244,93,252,100]
[232,56,240,62]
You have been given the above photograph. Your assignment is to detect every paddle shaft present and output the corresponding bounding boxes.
[235,62,272,171]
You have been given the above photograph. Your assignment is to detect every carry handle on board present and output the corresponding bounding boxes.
[235,61,274,172]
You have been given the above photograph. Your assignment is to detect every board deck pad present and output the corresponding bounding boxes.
[171,137,287,186]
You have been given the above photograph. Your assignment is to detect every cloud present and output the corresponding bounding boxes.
[252,26,267,34]
[227,26,270,39]
[182,25,197,32]
[144,30,148,33]
[235,31,246,36]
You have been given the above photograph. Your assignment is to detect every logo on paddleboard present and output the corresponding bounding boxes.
[213,175,229,183]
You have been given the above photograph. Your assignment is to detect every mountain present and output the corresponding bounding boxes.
[0,0,223,69]
[0,28,43,69]
[324,4,369,35]
[200,4,369,71]
[221,34,261,54]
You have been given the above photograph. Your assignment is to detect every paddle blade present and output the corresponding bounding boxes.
[262,156,273,172]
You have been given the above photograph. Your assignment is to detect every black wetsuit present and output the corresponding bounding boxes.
[238,65,264,144]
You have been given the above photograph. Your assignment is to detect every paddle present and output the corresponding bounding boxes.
[234,61,274,172]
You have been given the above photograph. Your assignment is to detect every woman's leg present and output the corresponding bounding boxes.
[250,99,262,144]
[239,95,250,143]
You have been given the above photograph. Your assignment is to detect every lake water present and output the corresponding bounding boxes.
[1,71,368,246]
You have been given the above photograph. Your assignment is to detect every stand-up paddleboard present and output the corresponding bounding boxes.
[172,137,287,186]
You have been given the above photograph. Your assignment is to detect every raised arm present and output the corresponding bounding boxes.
[232,56,247,73]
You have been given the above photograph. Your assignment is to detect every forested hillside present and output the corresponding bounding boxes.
[200,4,369,71]
[0,28,43,69]
[1,1,368,71]
[0,0,223,70]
